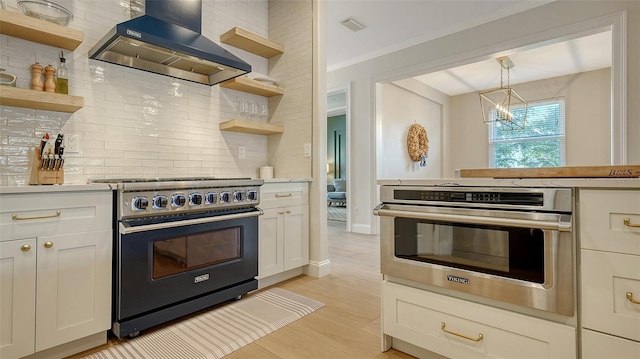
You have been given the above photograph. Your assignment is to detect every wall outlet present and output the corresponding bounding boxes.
[65,134,80,153]
[353,207,359,215]
[238,146,246,159]
[304,143,311,157]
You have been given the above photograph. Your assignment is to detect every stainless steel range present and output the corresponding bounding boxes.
[90,177,263,338]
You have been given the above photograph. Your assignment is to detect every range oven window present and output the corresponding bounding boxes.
[152,227,241,279]
[394,218,544,283]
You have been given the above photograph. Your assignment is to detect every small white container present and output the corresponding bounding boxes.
[259,166,273,179]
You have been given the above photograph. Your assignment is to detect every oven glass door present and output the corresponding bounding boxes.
[152,227,241,279]
[116,210,258,320]
[394,217,545,283]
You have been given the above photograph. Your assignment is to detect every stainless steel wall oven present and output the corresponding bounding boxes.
[374,186,574,317]
[90,177,263,338]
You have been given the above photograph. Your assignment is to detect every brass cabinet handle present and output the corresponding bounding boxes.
[21,244,31,252]
[278,210,284,215]
[623,218,640,228]
[12,211,61,221]
[275,193,292,198]
[441,322,483,342]
[627,292,640,305]
[44,241,54,249]
[286,210,291,214]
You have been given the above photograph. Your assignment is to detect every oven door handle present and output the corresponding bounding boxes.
[373,204,571,232]
[119,208,264,234]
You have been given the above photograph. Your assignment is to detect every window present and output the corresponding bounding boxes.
[489,98,565,168]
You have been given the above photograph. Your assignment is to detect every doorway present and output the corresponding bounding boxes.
[327,86,350,229]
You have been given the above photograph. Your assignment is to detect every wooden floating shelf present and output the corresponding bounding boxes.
[221,27,284,58]
[220,77,284,97]
[220,119,284,135]
[0,9,83,50]
[0,86,84,113]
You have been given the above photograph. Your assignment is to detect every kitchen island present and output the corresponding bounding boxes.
[375,178,639,359]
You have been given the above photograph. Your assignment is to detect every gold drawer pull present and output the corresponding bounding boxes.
[286,210,291,214]
[275,193,292,198]
[623,218,640,228]
[627,292,640,305]
[21,244,32,252]
[278,210,285,215]
[12,211,61,221]
[441,322,484,342]
[44,241,54,249]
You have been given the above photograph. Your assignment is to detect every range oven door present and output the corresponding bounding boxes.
[115,208,260,323]
[374,203,574,316]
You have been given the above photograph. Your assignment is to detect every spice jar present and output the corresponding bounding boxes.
[44,65,56,92]
[30,63,44,91]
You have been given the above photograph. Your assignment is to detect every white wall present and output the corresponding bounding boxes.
[0,0,313,185]
[449,68,612,170]
[327,1,640,235]
[378,83,442,179]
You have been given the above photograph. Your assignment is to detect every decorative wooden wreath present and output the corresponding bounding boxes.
[407,124,429,163]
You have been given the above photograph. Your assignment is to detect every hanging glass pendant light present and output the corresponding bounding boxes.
[479,56,527,130]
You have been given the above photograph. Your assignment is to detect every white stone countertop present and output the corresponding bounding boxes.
[377,177,640,188]
[0,184,115,194]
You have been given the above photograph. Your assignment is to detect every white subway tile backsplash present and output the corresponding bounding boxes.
[0,0,312,185]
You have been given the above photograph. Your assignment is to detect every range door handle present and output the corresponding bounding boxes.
[373,204,572,232]
[119,208,263,234]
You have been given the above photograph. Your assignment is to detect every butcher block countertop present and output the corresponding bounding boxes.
[458,165,640,179]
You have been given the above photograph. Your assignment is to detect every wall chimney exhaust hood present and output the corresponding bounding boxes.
[89,0,251,86]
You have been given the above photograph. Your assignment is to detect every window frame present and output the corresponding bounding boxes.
[488,98,566,168]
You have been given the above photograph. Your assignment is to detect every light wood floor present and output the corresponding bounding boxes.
[69,220,414,358]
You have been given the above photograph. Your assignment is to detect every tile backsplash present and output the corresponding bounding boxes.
[0,0,276,185]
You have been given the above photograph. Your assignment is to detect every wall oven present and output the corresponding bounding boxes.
[374,186,574,317]
[90,177,263,338]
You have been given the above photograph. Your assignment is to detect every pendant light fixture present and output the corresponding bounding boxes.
[479,56,527,130]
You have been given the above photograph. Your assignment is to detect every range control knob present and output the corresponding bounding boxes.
[132,196,149,211]
[172,194,186,207]
[153,196,168,209]
[205,192,217,204]
[247,190,258,201]
[190,193,203,206]
[220,191,231,203]
[233,190,245,202]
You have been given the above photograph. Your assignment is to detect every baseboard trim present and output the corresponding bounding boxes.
[257,268,304,289]
[352,224,372,234]
[23,332,107,359]
[305,259,331,278]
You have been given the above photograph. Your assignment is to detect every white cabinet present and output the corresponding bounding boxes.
[0,190,112,359]
[382,281,576,359]
[258,182,309,281]
[579,189,640,358]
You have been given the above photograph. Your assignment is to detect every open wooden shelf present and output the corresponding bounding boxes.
[219,119,284,135]
[220,27,284,58]
[0,86,83,113]
[0,9,83,50]
[220,77,284,97]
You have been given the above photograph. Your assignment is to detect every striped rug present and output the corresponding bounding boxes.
[83,288,324,359]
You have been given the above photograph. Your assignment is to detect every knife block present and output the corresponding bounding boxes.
[29,147,64,185]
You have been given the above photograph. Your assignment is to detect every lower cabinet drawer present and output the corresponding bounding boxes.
[582,329,640,359]
[383,281,576,359]
[581,249,640,342]
[0,191,112,241]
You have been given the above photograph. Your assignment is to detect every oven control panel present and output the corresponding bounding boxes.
[121,186,260,218]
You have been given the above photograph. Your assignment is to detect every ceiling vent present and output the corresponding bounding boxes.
[340,17,366,32]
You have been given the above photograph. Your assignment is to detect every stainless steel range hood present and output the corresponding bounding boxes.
[89,0,251,86]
